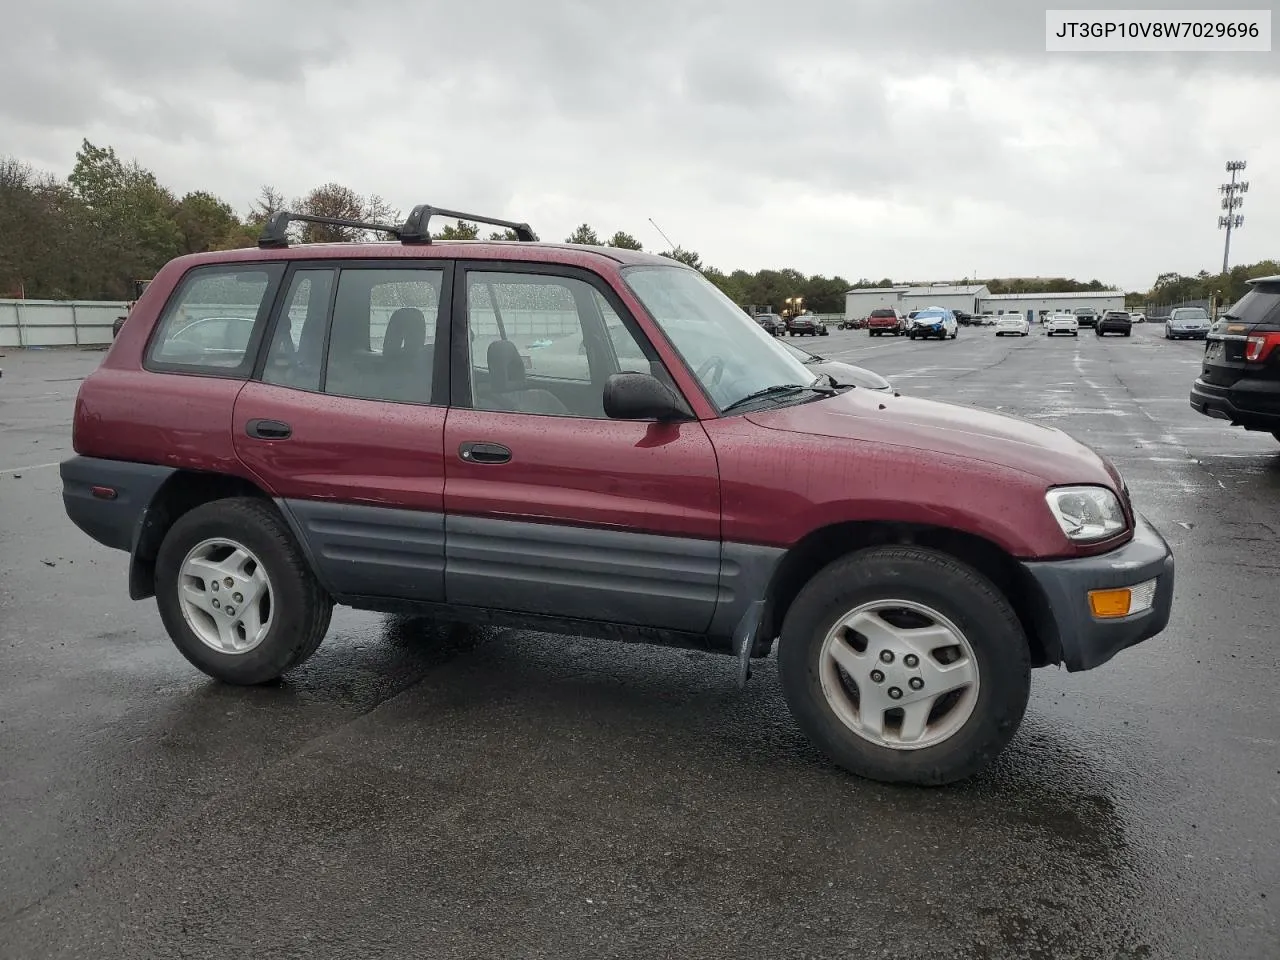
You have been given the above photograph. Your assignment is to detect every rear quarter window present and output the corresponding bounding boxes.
[1221,290,1280,327]
[145,264,284,377]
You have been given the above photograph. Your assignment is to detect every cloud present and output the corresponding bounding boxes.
[1,0,1275,290]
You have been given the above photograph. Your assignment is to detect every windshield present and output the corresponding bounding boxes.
[777,339,818,363]
[623,265,816,411]
[1172,307,1209,320]
[915,310,946,320]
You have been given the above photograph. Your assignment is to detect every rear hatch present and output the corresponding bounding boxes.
[1200,279,1280,388]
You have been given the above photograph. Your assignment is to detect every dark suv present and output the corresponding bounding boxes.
[753,312,787,336]
[1189,276,1280,443]
[1096,310,1132,337]
[61,203,1175,786]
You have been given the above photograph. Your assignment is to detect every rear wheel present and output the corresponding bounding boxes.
[777,546,1031,786]
[155,497,333,685]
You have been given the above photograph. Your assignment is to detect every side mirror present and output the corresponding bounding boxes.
[603,372,692,422]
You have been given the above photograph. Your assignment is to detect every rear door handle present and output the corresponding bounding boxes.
[246,419,292,440]
[459,441,511,464]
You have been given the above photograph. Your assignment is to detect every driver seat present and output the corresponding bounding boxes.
[482,340,571,416]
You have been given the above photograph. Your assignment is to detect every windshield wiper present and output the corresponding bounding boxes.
[721,380,832,413]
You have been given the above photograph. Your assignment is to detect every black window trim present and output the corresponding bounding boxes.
[142,262,286,379]
[449,259,674,411]
[251,257,455,408]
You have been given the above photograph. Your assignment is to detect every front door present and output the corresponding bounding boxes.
[443,263,722,632]
[233,261,453,602]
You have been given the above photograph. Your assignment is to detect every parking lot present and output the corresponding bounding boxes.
[2,322,1277,959]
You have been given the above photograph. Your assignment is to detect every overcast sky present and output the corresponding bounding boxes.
[3,0,1275,291]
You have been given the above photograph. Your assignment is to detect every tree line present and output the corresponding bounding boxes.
[0,140,1272,311]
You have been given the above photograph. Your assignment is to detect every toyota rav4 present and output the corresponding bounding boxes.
[61,204,1175,786]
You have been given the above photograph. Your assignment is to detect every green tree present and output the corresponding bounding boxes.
[174,191,241,254]
[67,139,183,296]
[488,229,520,240]
[433,220,479,240]
[607,230,642,250]
[659,246,702,270]
[566,223,601,245]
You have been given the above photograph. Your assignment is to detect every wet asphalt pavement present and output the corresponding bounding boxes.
[1,326,1277,959]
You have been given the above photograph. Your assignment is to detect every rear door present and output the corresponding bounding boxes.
[232,260,453,602]
[442,262,722,632]
[1202,283,1280,388]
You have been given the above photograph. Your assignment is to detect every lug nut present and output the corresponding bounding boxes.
[909,677,924,690]
[233,592,243,603]
[212,599,220,608]
[870,670,885,683]
[904,654,919,668]
[879,650,894,664]
[211,582,219,592]
[888,687,903,700]
[224,577,234,588]
[225,606,236,617]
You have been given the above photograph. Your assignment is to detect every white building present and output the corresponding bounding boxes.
[979,291,1125,321]
[900,284,989,315]
[846,283,1127,323]
[844,287,909,320]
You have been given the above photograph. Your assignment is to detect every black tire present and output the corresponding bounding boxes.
[776,545,1031,786]
[1123,330,1131,337]
[155,497,333,685]
[1072,331,1078,337]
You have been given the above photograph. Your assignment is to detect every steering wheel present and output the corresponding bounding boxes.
[694,355,726,386]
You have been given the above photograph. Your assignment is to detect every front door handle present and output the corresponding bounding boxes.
[459,441,511,464]
[246,419,292,440]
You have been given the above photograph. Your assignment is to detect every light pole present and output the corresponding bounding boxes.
[1219,160,1248,275]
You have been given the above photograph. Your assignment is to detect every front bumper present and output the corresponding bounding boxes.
[1020,514,1174,672]
[1190,377,1280,429]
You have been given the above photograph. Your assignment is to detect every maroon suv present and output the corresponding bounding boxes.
[61,205,1174,786]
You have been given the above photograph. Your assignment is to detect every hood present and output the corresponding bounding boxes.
[745,388,1115,487]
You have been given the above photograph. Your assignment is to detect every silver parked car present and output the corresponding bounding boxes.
[1165,307,1211,340]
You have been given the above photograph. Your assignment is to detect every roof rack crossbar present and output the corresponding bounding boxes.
[257,211,403,249]
[397,204,537,245]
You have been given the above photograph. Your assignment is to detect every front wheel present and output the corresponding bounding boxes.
[154,497,333,685]
[777,546,1031,786]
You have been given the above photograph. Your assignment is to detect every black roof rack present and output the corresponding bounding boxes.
[397,205,538,244]
[257,211,403,249]
[257,205,538,249]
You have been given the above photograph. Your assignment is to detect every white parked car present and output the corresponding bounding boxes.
[1130,311,1146,324]
[1044,312,1079,337]
[994,314,1029,337]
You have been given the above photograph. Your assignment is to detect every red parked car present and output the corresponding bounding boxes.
[866,308,907,336]
[62,204,1174,786]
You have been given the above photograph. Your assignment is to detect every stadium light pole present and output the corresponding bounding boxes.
[1218,160,1248,275]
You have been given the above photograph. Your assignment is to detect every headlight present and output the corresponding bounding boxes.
[1045,486,1127,542]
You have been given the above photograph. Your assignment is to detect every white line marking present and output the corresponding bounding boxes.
[0,460,61,475]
